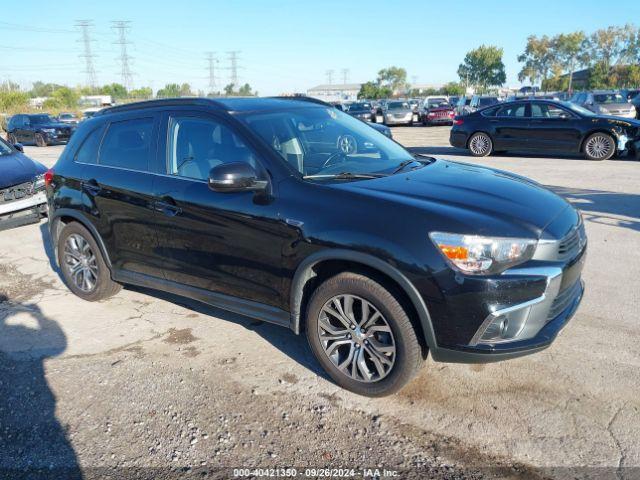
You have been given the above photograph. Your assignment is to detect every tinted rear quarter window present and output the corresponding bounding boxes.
[74,125,105,164]
[99,117,154,171]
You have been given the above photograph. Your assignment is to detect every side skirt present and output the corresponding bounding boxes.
[114,270,292,330]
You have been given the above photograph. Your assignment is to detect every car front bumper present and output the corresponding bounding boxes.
[0,191,47,230]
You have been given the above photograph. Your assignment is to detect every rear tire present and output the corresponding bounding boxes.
[305,272,424,397]
[468,132,493,157]
[57,222,121,301]
[583,132,615,161]
[35,133,47,147]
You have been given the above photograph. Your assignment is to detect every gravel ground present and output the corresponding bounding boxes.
[1,129,639,479]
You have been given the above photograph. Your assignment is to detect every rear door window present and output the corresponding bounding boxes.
[496,105,526,117]
[99,117,155,171]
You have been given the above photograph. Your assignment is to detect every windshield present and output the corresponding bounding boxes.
[239,106,414,177]
[59,113,74,119]
[479,97,499,106]
[563,101,595,116]
[347,103,371,111]
[29,114,54,124]
[594,93,624,104]
[427,98,449,107]
[387,102,409,110]
[0,137,13,156]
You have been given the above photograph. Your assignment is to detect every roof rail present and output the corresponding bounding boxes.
[95,97,226,116]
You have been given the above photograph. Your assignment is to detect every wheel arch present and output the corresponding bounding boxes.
[580,129,617,153]
[49,209,112,270]
[289,249,438,352]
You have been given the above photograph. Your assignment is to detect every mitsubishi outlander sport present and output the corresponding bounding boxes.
[45,97,586,396]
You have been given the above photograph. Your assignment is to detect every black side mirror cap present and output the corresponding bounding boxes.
[208,162,268,193]
[13,143,24,152]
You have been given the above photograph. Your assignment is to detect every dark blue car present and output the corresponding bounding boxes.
[0,137,48,230]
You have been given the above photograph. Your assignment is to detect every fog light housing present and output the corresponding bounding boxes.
[470,305,532,345]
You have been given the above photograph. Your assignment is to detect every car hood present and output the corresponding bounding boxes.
[335,160,574,239]
[0,152,47,189]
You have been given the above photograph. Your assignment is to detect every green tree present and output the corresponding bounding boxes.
[42,87,79,109]
[554,31,587,92]
[357,81,390,99]
[585,26,626,68]
[156,83,192,98]
[0,90,29,113]
[517,35,554,86]
[458,45,506,93]
[29,81,64,98]
[237,83,256,96]
[440,82,465,96]
[100,83,128,100]
[0,80,21,93]
[376,66,407,94]
[587,61,612,89]
[223,83,235,96]
[128,86,153,99]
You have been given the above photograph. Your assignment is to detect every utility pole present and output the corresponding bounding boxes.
[205,51,218,92]
[112,20,134,90]
[226,51,241,87]
[325,69,334,85]
[341,68,349,84]
[75,20,97,88]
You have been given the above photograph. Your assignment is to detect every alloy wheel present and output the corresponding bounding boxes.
[585,134,613,160]
[63,233,99,292]
[317,294,396,383]
[469,133,491,156]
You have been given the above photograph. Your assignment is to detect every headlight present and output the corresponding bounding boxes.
[429,232,537,275]
[42,128,56,133]
[34,173,46,190]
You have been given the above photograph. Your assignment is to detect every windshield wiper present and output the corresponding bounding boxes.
[303,172,388,180]
[391,154,436,174]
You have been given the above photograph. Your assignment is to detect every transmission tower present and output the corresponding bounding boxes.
[325,69,334,85]
[226,51,241,87]
[112,20,134,90]
[341,68,350,84]
[75,20,97,87]
[205,52,218,92]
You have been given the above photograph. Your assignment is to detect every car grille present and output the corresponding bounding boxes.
[0,181,35,204]
[547,278,583,320]
[558,222,586,261]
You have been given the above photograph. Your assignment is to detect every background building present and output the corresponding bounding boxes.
[307,83,362,102]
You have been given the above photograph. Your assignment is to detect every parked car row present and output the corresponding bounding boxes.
[450,98,640,161]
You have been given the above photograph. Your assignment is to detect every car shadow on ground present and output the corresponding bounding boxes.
[125,285,329,381]
[0,296,82,479]
[547,185,640,232]
[38,221,326,382]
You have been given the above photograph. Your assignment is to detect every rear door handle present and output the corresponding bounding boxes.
[153,199,182,217]
[81,179,101,196]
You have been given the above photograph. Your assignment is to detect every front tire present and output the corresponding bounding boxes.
[583,133,615,160]
[57,222,121,301]
[306,272,424,397]
[468,132,493,157]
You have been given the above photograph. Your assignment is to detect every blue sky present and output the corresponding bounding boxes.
[3,0,640,95]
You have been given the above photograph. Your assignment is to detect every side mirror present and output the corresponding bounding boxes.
[13,143,24,152]
[208,162,268,193]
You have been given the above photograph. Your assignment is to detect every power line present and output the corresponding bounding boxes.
[341,68,350,84]
[226,50,241,87]
[75,20,98,88]
[205,51,218,92]
[325,69,334,85]
[112,20,134,90]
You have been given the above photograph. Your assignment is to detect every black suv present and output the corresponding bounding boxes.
[46,98,586,396]
[7,114,75,147]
